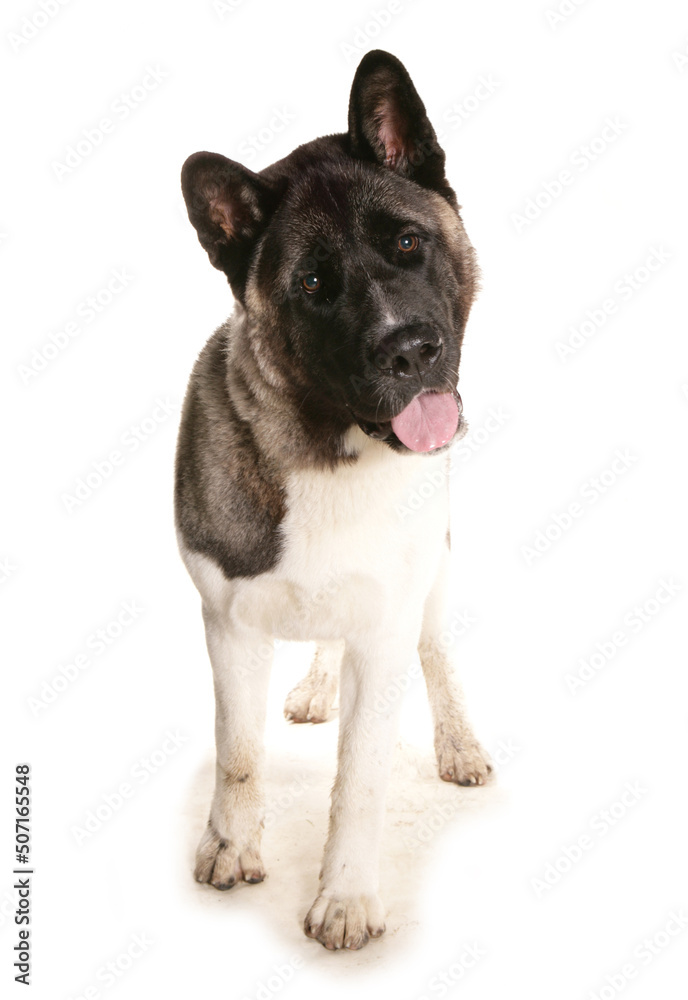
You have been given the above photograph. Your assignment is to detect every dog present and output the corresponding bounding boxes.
[176,49,491,951]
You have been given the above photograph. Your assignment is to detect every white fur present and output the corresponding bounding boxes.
[283,639,342,722]
[180,427,490,948]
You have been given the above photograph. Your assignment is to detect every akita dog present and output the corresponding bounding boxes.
[176,49,490,950]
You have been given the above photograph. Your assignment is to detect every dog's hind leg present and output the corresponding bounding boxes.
[194,606,273,889]
[283,639,342,723]
[419,546,492,786]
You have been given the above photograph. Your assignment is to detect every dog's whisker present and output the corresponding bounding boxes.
[295,387,315,417]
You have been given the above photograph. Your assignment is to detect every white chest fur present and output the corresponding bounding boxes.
[181,428,450,644]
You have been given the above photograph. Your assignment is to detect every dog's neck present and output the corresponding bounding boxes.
[223,311,359,472]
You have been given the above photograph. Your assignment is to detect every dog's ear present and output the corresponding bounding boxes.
[181,151,280,289]
[347,50,452,200]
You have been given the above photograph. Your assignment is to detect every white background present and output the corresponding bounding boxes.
[3,1,688,997]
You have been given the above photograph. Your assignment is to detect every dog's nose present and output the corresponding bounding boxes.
[372,325,443,379]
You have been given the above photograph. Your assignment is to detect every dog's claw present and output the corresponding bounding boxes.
[437,738,492,786]
[304,893,385,950]
[194,825,266,890]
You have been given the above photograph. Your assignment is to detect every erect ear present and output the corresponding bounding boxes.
[181,151,280,288]
[347,50,453,202]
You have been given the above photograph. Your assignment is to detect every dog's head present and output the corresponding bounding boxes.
[182,50,479,454]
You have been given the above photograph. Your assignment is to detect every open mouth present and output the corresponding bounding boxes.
[354,389,463,453]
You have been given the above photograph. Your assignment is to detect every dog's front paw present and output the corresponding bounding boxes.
[304,892,386,950]
[284,675,337,724]
[436,734,492,786]
[194,823,266,890]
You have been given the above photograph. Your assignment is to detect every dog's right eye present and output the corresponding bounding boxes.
[397,234,419,252]
[302,273,321,293]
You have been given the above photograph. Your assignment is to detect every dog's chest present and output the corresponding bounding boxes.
[243,428,451,636]
[227,433,449,641]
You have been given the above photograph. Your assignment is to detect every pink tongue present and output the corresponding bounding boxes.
[391,392,460,452]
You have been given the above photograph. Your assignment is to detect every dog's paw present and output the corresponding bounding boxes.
[284,676,337,724]
[436,735,492,786]
[304,892,386,950]
[194,824,265,890]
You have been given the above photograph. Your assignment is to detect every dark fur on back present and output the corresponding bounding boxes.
[175,326,287,578]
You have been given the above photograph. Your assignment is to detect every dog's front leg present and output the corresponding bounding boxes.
[419,546,492,786]
[304,629,416,950]
[194,608,272,890]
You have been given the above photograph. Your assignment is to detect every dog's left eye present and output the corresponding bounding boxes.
[302,273,321,293]
[397,234,419,252]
